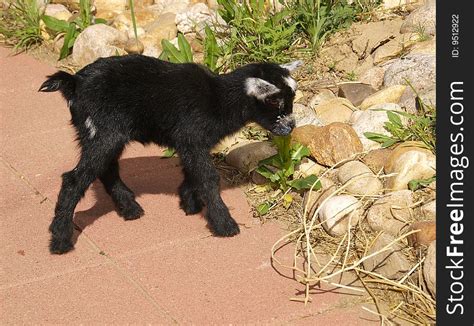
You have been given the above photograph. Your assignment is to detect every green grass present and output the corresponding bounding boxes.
[0,0,43,51]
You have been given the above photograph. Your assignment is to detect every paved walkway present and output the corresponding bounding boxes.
[0,47,377,324]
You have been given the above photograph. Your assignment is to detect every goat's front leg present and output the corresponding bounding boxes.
[179,150,240,237]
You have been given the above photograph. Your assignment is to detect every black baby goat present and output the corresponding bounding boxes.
[39,54,301,254]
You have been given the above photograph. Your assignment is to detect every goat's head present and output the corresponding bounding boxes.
[244,60,302,136]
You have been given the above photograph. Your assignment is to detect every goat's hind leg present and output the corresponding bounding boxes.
[100,161,144,220]
[179,170,204,215]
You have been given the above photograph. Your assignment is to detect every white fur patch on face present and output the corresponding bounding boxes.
[283,76,297,92]
[245,77,280,101]
[85,116,97,139]
[280,60,303,72]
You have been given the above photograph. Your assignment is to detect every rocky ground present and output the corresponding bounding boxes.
[2,0,437,323]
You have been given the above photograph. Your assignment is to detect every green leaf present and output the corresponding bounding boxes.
[94,18,107,24]
[287,175,321,191]
[258,154,283,169]
[408,176,436,191]
[204,25,219,72]
[255,165,275,179]
[162,147,176,158]
[257,202,271,215]
[160,39,185,63]
[364,132,394,144]
[59,23,77,60]
[381,138,398,148]
[387,110,403,127]
[290,144,310,162]
[177,33,193,62]
[42,15,70,33]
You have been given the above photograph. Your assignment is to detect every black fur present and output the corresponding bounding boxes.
[40,54,297,254]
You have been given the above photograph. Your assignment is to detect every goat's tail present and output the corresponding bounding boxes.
[39,71,76,101]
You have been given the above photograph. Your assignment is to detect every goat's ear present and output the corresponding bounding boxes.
[245,77,280,101]
[280,60,303,72]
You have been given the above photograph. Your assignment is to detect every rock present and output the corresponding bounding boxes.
[420,200,436,220]
[94,0,127,12]
[295,158,325,179]
[308,89,336,109]
[382,0,417,9]
[225,141,277,173]
[152,0,190,15]
[114,8,159,34]
[352,19,404,57]
[49,0,79,11]
[408,38,436,55]
[359,85,407,110]
[211,130,245,154]
[399,84,435,114]
[367,190,414,236]
[350,103,403,151]
[423,240,436,296]
[363,233,411,280]
[319,195,362,237]
[359,66,386,90]
[372,33,420,64]
[322,44,359,73]
[314,98,356,125]
[72,24,128,67]
[337,161,383,196]
[383,54,435,95]
[385,143,436,190]
[144,12,178,44]
[400,0,436,36]
[363,148,393,173]
[124,39,144,54]
[291,123,363,167]
[338,83,376,107]
[250,170,268,185]
[175,2,225,36]
[141,36,162,57]
[354,55,374,77]
[407,221,436,247]
[292,103,323,128]
[44,4,72,21]
[303,176,336,219]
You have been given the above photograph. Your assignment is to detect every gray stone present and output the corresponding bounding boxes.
[337,160,383,196]
[319,195,362,237]
[292,103,323,128]
[363,233,411,280]
[338,83,376,107]
[366,190,414,236]
[225,141,277,173]
[359,66,386,90]
[400,0,436,36]
[72,24,128,67]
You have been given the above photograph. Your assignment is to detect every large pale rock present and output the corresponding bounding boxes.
[338,83,376,107]
[359,85,407,110]
[72,24,128,67]
[113,8,159,35]
[175,2,225,36]
[384,54,435,95]
[337,161,383,196]
[382,0,418,9]
[400,0,436,36]
[407,221,436,247]
[308,89,336,109]
[152,0,190,15]
[314,98,356,125]
[408,38,436,55]
[423,240,436,296]
[352,19,404,56]
[44,4,72,21]
[350,103,403,151]
[400,84,435,114]
[94,0,127,12]
[144,12,178,44]
[363,148,393,173]
[225,141,276,173]
[292,103,322,128]
[372,33,420,64]
[367,190,414,236]
[359,66,386,90]
[319,195,362,237]
[354,55,374,77]
[385,143,436,190]
[303,177,337,219]
[363,233,411,280]
[291,123,363,167]
[420,200,436,220]
[295,158,325,179]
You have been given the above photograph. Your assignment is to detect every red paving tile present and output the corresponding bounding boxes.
[1,46,369,324]
[0,264,174,324]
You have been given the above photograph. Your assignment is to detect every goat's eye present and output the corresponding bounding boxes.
[265,98,280,108]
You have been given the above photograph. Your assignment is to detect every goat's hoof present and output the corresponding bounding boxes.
[49,237,74,254]
[211,218,240,237]
[120,201,144,220]
[181,199,204,215]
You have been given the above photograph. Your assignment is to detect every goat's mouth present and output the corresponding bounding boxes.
[271,115,295,136]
